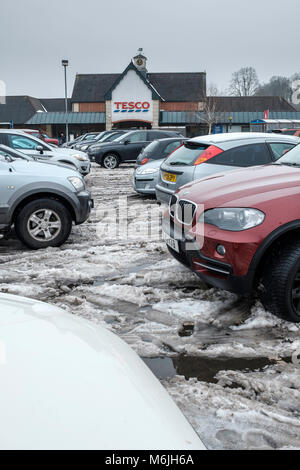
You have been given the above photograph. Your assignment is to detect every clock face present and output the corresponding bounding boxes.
[136,58,143,67]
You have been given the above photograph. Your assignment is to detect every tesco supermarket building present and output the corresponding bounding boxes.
[24,52,297,137]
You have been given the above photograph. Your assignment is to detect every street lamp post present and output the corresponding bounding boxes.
[61,59,69,142]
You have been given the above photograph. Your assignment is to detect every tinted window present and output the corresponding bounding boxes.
[163,140,182,157]
[269,142,295,160]
[127,131,147,143]
[8,134,48,151]
[148,131,165,140]
[143,140,160,156]
[103,132,124,142]
[281,130,297,135]
[165,142,209,166]
[210,143,270,167]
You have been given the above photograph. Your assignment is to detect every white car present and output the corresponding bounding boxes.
[0,130,91,176]
[0,293,206,450]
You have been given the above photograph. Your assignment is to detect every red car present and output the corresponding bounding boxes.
[163,143,300,322]
[19,129,59,146]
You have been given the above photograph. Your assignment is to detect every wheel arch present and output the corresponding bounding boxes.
[11,192,77,223]
[252,221,300,287]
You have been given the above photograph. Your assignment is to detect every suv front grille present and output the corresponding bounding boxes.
[169,194,178,218]
[176,200,197,225]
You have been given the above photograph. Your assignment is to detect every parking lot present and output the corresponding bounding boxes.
[1,163,300,449]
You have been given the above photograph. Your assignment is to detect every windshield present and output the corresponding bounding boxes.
[165,141,208,166]
[114,131,133,142]
[0,146,31,161]
[142,140,160,155]
[277,143,300,166]
[84,134,98,141]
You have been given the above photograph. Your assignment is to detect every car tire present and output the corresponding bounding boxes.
[259,241,300,322]
[101,154,119,169]
[15,198,72,249]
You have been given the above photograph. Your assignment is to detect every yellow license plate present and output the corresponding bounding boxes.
[163,172,177,183]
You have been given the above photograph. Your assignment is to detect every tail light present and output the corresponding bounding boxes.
[194,145,223,165]
[141,157,150,165]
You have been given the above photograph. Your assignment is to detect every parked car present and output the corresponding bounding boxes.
[18,129,59,146]
[0,155,93,249]
[64,132,102,148]
[0,130,91,176]
[156,133,299,203]
[271,128,300,137]
[0,143,90,176]
[134,137,186,195]
[90,130,183,169]
[162,141,300,322]
[81,130,128,157]
[74,130,126,151]
[0,293,205,450]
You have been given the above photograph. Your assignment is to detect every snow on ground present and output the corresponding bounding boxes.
[0,163,299,449]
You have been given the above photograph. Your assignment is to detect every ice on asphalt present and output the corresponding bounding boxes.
[0,164,299,449]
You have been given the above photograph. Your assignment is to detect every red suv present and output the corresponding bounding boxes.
[163,143,300,322]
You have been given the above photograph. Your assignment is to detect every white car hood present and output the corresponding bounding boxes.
[9,160,79,177]
[0,293,205,450]
[53,147,87,157]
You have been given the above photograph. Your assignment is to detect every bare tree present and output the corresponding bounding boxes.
[200,84,222,134]
[230,67,259,96]
[256,76,292,102]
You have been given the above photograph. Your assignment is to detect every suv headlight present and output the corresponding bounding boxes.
[68,176,85,191]
[199,208,265,231]
[80,145,89,151]
[72,154,88,161]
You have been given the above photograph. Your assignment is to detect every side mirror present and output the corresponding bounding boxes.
[36,145,44,154]
[124,139,130,145]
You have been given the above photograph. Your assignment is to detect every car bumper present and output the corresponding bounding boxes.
[155,184,176,204]
[88,150,102,164]
[162,216,260,295]
[78,161,91,175]
[75,190,94,224]
[133,174,158,195]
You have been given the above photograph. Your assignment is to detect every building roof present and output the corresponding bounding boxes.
[40,98,71,112]
[213,96,295,112]
[0,96,45,125]
[26,112,105,125]
[72,72,206,102]
[161,111,300,125]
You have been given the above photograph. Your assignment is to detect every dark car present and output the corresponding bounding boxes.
[135,137,186,167]
[74,130,126,152]
[163,141,300,322]
[271,128,300,137]
[89,130,183,169]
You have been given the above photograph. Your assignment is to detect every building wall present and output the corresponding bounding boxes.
[78,102,106,112]
[160,102,200,112]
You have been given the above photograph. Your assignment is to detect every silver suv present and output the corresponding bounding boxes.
[156,133,300,203]
[0,153,93,249]
[0,130,91,176]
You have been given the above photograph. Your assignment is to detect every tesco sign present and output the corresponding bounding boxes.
[113,101,150,112]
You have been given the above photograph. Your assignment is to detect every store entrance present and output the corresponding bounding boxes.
[112,120,152,130]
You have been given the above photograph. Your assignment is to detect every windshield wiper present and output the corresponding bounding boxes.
[278,162,300,167]
[169,162,190,166]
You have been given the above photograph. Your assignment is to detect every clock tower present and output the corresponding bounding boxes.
[132,48,148,75]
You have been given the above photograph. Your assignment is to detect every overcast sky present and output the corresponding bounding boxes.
[1,0,299,98]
